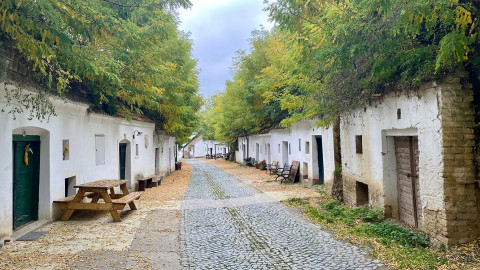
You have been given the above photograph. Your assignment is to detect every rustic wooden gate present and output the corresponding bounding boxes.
[395,136,422,228]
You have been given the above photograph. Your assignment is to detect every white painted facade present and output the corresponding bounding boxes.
[153,132,177,177]
[185,136,229,158]
[340,85,443,218]
[235,120,336,188]
[0,83,176,241]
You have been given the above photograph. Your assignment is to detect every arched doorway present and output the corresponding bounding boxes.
[12,126,50,229]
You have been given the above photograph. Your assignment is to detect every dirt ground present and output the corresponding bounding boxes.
[0,162,191,270]
[203,158,322,201]
[0,159,328,270]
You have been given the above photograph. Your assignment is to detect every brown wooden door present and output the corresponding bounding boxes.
[395,136,421,228]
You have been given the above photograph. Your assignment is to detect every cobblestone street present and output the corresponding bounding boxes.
[180,160,385,270]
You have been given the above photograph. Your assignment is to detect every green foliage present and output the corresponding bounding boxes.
[0,0,201,143]
[357,220,430,248]
[333,166,342,176]
[285,197,447,268]
[202,29,291,142]
[203,0,480,143]
[285,197,308,205]
[312,201,385,226]
[263,0,480,127]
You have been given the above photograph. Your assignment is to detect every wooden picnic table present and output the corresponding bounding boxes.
[54,180,143,222]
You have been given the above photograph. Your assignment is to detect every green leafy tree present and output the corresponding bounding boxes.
[0,0,200,143]
[265,0,480,124]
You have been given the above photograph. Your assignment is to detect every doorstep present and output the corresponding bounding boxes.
[11,219,50,242]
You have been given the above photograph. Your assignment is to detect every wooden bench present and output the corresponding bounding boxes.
[278,161,300,184]
[274,163,291,182]
[137,175,163,191]
[152,175,163,186]
[53,192,95,204]
[112,191,143,210]
[267,161,280,175]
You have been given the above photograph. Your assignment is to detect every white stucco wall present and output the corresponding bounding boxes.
[153,132,176,177]
[188,137,206,158]
[0,84,156,240]
[235,120,336,187]
[187,137,228,158]
[340,85,444,217]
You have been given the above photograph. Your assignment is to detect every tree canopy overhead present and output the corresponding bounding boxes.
[203,0,480,144]
[0,0,201,144]
[265,0,480,124]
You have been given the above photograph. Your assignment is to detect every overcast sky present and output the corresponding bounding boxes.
[178,0,273,98]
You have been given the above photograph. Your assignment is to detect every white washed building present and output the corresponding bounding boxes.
[340,71,480,245]
[184,135,229,158]
[0,81,176,242]
[235,120,336,188]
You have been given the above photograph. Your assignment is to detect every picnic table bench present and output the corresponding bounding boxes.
[137,175,163,191]
[54,180,143,222]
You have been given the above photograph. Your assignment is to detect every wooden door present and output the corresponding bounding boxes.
[12,135,40,229]
[395,136,421,228]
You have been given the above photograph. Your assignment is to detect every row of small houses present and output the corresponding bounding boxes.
[182,135,230,158]
[0,81,178,242]
[235,70,480,246]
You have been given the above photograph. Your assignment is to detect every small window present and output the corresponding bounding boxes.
[65,176,76,197]
[356,181,369,206]
[136,143,139,156]
[299,139,301,151]
[278,144,280,153]
[289,143,291,155]
[356,135,363,154]
[397,108,401,119]
[95,135,105,165]
[63,139,70,161]
[305,141,310,154]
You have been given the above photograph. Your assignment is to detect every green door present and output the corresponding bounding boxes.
[12,135,40,229]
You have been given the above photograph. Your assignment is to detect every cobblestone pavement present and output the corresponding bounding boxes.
[180,160,386,270]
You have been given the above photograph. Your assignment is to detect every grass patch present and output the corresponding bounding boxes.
[313,185,326,195]
[284,197,309,206]
[284,198,451,269]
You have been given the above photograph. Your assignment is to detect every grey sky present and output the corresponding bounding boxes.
[178,0,273,98]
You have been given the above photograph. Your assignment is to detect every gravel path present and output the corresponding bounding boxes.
[180,160,385,270]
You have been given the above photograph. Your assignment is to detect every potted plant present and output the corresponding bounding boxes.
[244,157,253,167]
[258,160,267,170]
